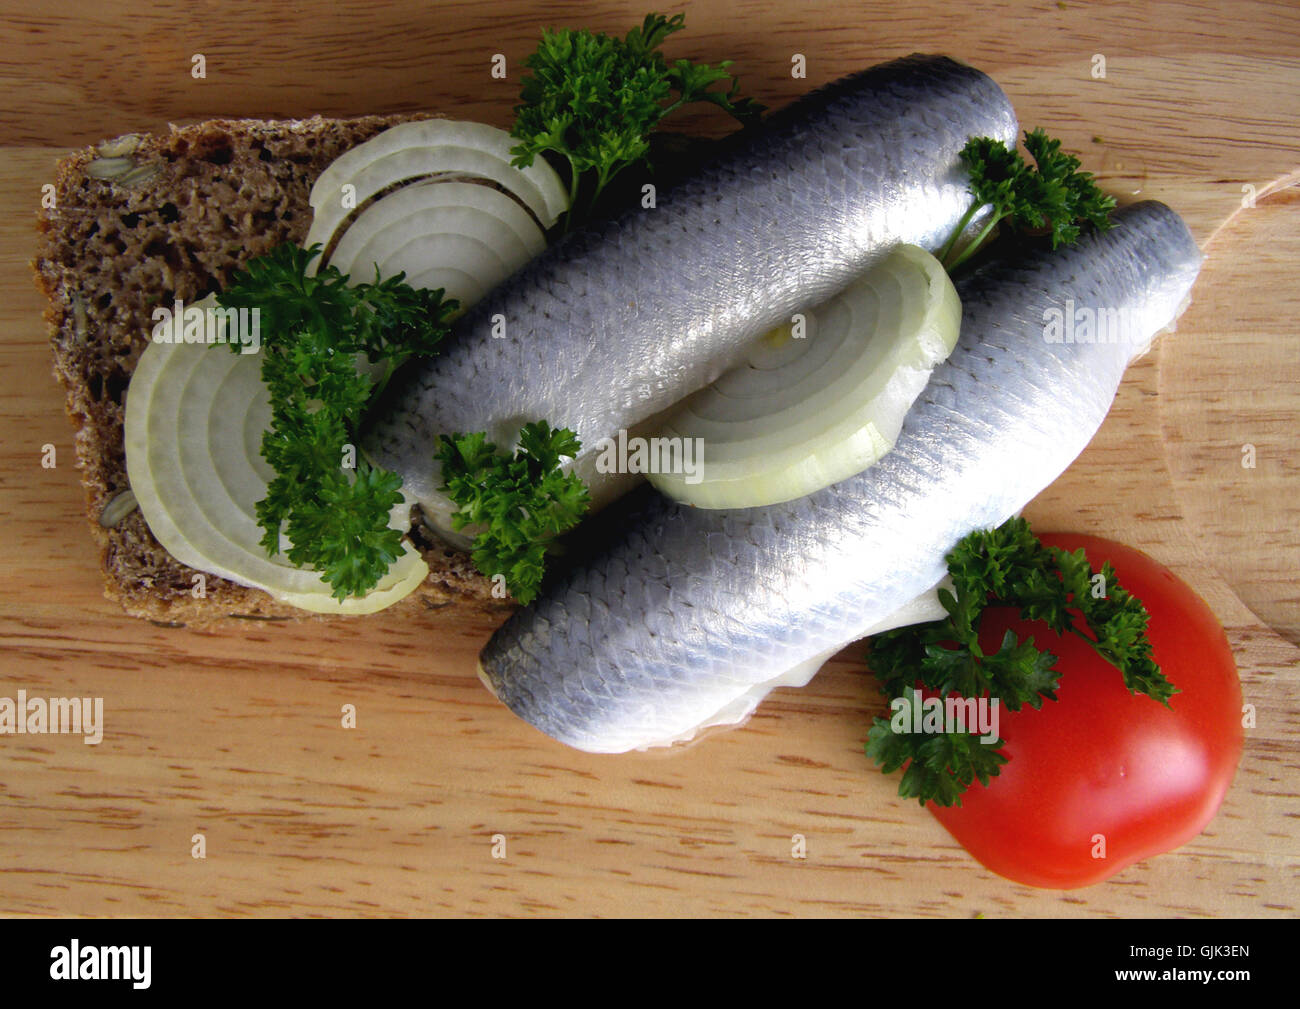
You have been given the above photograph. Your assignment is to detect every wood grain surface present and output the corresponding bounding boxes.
[1,0,1297,918]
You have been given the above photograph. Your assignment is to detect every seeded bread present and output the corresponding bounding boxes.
[33,115,508,626]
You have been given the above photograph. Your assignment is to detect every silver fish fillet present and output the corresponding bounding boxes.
[364,54,1018,526]
[478,201,1203,753]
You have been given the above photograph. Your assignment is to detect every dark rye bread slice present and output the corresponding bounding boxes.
[33,114,508,626]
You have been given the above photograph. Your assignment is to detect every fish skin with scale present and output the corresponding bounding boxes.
[362,54,1020,525]
[477,201,1203,753]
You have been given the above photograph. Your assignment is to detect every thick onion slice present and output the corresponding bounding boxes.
[648,245,961,509]
[124,300,428,614]
[325,181,544,311]
[303,119,567,261]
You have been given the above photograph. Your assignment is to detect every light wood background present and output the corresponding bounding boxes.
[0,0,1297,918]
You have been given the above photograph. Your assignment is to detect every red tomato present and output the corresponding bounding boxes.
[928,534,1243,889]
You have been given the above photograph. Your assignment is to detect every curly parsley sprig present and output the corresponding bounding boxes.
[437,421,591,604]
[866,517,1176,806]
[866,685,1011,809]
[509,11,763,230]
[937,128,1118,272]
[216,243,457,599]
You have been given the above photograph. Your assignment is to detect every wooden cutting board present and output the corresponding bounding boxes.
[0,0,1296,917]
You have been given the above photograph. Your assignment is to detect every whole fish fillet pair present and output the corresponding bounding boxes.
[364,54,1203,753]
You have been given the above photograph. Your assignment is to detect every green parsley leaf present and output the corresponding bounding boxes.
[937,128,1118,271]
[864,517,1176,806]
[865,687,1010,807]
[216,243,458,599]
[510,11,763,229]
[281,462,406,599]
[436,421,591,604]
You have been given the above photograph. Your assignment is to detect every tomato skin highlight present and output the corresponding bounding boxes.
[927,534,1244,889]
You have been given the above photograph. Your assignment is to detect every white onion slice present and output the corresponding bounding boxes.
[326,181,543,279]
[402,265,487,306]
[315,176,552,315]
[384,230,508,288]
[648,245,961,509]
[124,301,428,614]
[304,119,567,260]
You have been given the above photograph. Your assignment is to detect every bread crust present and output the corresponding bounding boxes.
[33,114,510,626]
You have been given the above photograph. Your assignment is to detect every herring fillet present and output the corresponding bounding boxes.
[362,54,1018,523]
[478,201,1203,753]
